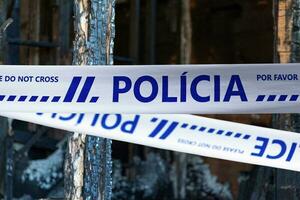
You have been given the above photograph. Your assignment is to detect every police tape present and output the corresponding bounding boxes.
[0,64,299,113]
[1,112,300,171]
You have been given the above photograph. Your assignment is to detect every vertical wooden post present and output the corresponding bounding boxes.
[65,133,86,199]
[173,1,192,199]
[274,0,300,199]
[65,0,115,199]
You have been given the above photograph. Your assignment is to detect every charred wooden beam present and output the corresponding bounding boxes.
[65,0,115,199]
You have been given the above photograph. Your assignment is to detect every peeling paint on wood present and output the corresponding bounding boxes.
[65,0,115,199]
[65,133,86,200]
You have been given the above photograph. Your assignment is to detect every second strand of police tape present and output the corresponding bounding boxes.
[1,112,299,172]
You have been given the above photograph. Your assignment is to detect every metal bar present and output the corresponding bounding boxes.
[13,129,58,150]
[8,39,58,48]
[6,0,20,64]
[113,55,134,63]
[129,0,140,64]
[59,0,71,57]
[145,0,156,64]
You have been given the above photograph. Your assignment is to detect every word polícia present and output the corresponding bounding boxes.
[113,73,247,103]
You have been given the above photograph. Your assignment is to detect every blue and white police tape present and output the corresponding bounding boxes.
[0,64,300,113]
[1,112,300,172]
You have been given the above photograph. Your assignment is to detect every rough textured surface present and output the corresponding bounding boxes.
[65,0,115,199]
[64,133,86,199]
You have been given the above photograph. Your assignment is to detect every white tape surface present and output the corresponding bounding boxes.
[2,112,300,172]
[0,64,299,113]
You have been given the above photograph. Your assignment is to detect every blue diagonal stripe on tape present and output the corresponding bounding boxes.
[77,77,95,102]
[63,77,81,102]
[149,120,168,137]
[159,122,179,139]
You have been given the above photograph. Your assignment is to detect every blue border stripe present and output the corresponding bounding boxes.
[256,95,265,101]
[40,96,49,102]
[29,96,38,102]
[199,127,206,132]
[243,135,251,140]
[181,123,188,128]
[151,117,158,122]
[7,95,16,101]
[234,133,242,138]
[18,96,27,101]
[207,128,215,133]
[267,95,276,101]
[225,131,233,136]
[290,95,299,101]
[90,96,99,103]
[52,96,61,102]
[279,95,288,101]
